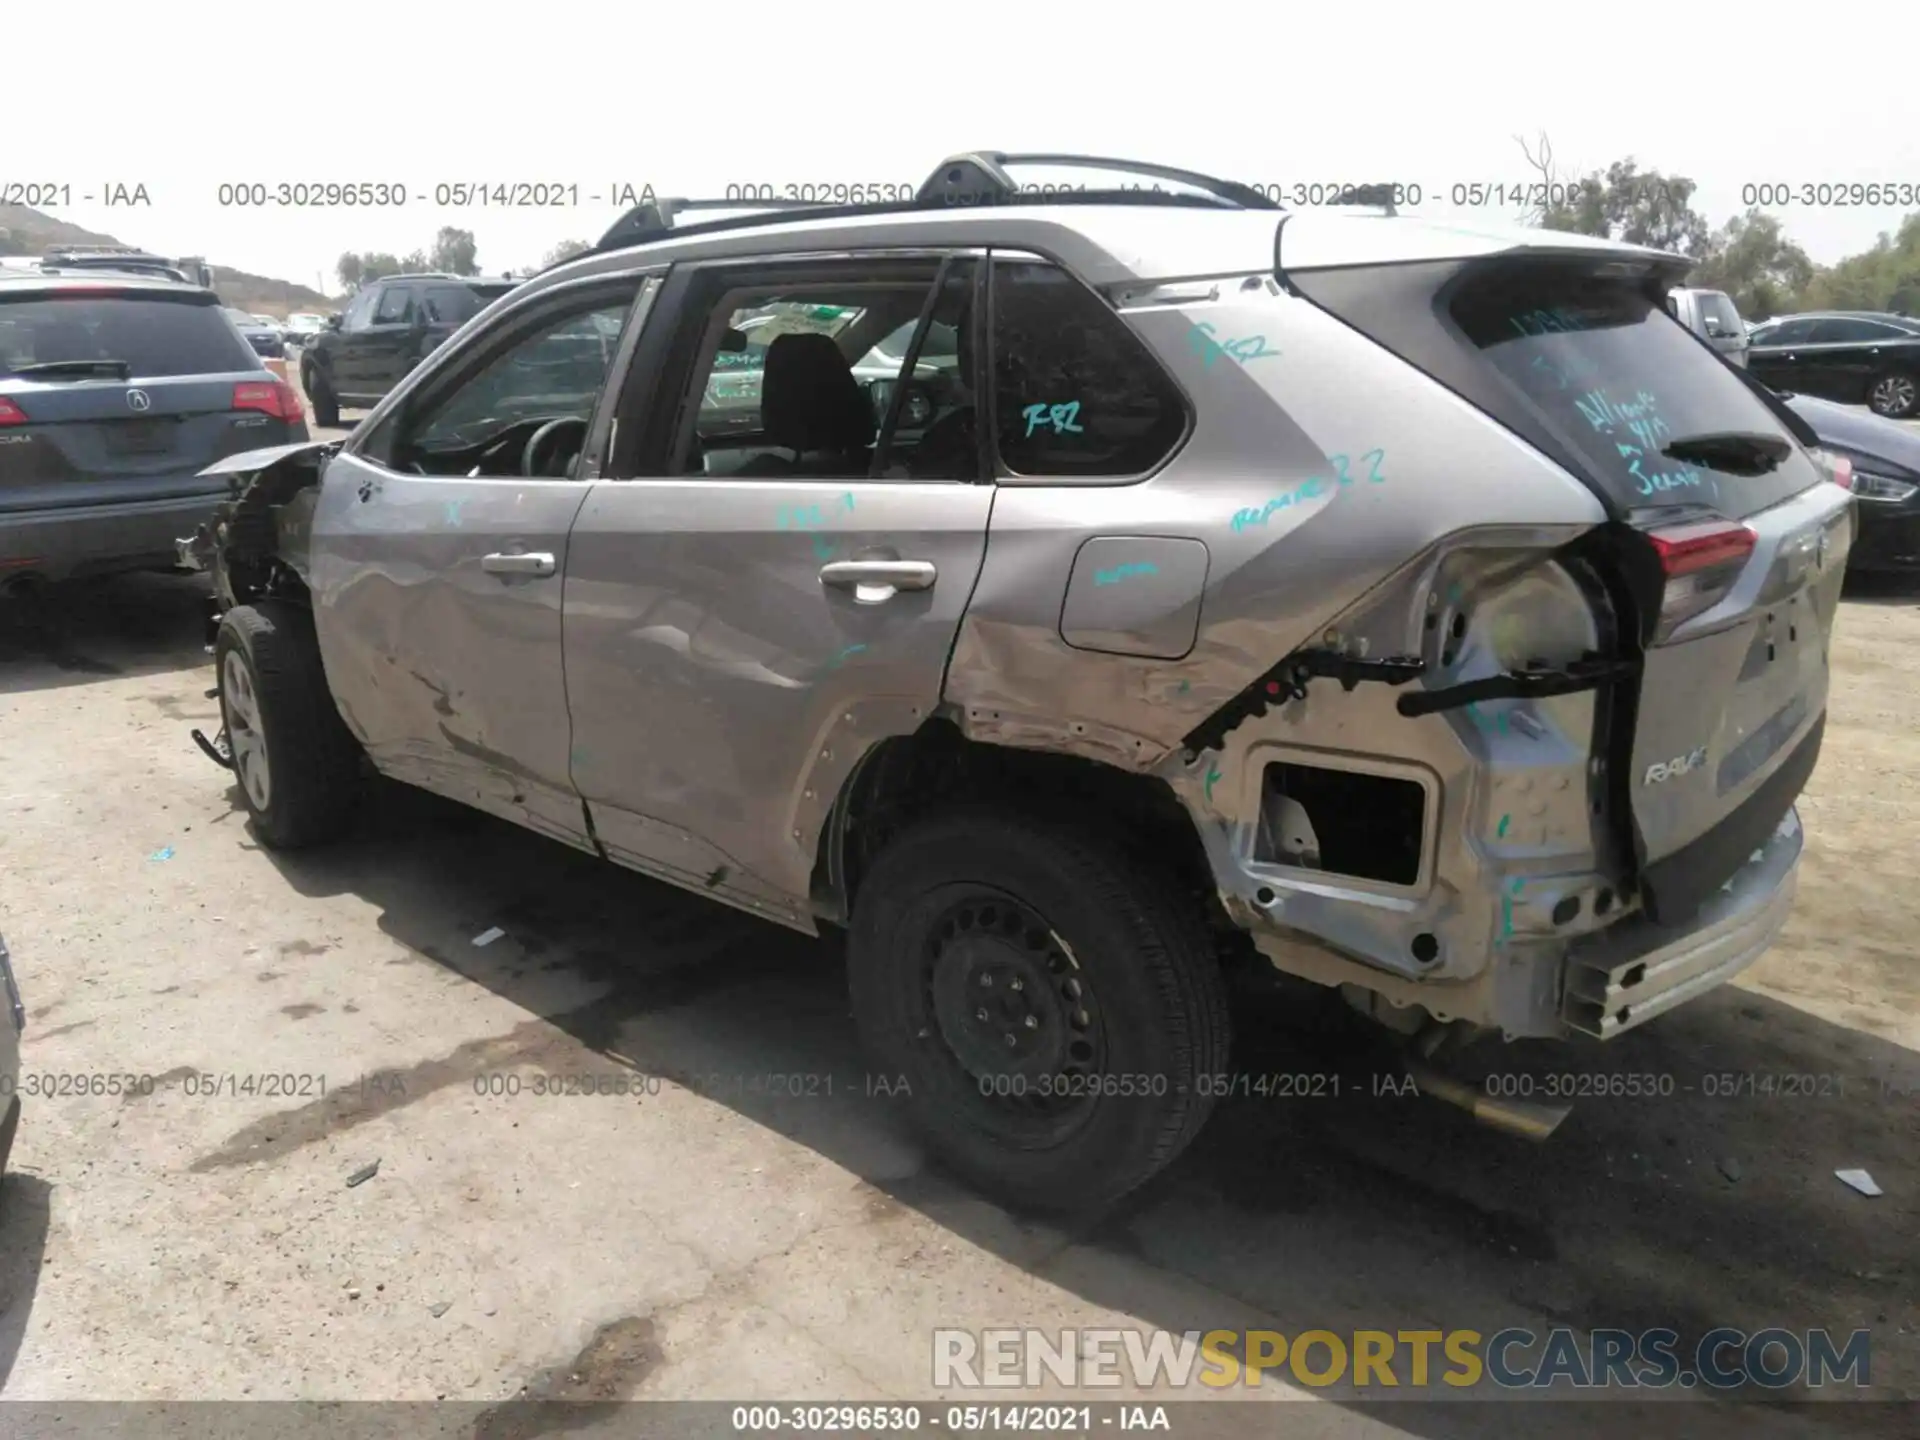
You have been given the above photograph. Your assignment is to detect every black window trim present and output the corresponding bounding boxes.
[604,246,983,483]
[352,269,652,471]
[981,249,1196,488]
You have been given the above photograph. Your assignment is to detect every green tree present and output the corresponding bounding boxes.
[540,238,592,268]
[429,226,478,275]
[1799,214,1920,315]
[335,252,363,292]
[1690,209,1816,321]
[1516,134,1711,255]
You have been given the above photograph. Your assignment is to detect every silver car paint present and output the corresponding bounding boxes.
[289,202,1835,1041]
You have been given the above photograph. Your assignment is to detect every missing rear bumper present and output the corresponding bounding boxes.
[1562,806,1803,1038]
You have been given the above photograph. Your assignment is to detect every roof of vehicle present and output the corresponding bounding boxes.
[0,268,216,296]
[526,151,1683,300]
[1756,310,1920,325]
[373,272,520,286]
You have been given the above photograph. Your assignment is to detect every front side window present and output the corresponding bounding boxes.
[387,294,635,475]
[373,285,415,325]
[341,288,379,332]
[1697,291,1744,336]
[989,260,1187,478]
[1754,318,1815,347]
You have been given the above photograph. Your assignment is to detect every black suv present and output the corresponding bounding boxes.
[0,262,307,586]
[300,273,519,427]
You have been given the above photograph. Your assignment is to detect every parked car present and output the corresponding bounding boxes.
[179,151,1850,1213]
[222,307,286,361]
[283,312,329,348]
[299,273,519,428]
[1778,390,1920,573]
[1666,286,1749,367]
[0,265,308,586]
[1747,311,1920,418]
[0,932,21,1186]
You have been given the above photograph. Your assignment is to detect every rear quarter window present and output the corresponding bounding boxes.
[0,293,260,378]
[1449,271,1816,519]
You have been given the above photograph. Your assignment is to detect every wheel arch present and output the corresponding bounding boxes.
[809,718,1227,935]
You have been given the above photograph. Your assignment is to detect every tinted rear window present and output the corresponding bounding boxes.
[0,293,260,379]
[1449,271,1815,519]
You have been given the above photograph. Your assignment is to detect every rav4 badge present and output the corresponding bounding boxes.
[1643,746,1708,785]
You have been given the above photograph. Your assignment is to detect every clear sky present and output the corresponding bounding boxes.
[7,0,1910,298]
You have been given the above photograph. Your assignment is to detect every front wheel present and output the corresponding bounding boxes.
[847,810,1231,1213]
[214,602,361,848]
[1868,369,1918,419]
[305,367,340,429]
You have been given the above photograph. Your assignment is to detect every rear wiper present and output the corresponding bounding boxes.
[1661,430,1791,476]
[11,358,133,380]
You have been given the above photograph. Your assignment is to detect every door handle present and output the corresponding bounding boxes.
[819,559,936,604]
[482,551,557,577]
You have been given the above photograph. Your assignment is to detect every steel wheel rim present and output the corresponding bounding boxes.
[918,886,1106,1138]
[1871,375,1915,415]
[221,651,271,811]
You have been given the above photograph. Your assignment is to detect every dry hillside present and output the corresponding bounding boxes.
[0,204,331,317]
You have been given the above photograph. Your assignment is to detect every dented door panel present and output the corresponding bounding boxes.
[308,450,595,849]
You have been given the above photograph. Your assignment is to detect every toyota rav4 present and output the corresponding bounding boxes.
[177,152,1852,1212]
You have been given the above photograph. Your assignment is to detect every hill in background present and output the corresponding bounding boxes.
[0,204,332,317]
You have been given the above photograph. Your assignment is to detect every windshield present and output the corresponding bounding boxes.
[1449,271,1818,519]
[0,293,261,379]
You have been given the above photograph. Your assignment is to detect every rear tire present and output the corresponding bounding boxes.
[306,368,340,429]
[1868,369,1918,419]
[214,602,361,848]
[847,809,1231,1213]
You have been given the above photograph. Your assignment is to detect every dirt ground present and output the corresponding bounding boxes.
[0,414,1914,1434]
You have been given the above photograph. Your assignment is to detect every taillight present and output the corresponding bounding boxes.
[232,379,302,422]
[1646,517,1757,636]
[1808,446,1854,490]
[0,397,26,426]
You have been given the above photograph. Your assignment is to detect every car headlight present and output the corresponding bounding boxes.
[1851,469,1918,503]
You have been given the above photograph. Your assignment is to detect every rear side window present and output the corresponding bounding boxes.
[1449,270,1815,519]
[0,293,260,378]
[989,261,1186,477]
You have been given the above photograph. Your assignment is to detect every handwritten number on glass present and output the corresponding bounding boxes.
[1022,401,1085,439]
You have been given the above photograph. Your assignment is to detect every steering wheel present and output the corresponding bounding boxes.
[521,417,590,477]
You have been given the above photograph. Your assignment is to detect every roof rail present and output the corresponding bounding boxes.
[913,151,1279,210]
[587,150,1286,260]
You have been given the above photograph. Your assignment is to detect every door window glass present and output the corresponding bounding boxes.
[674,265,971,481]
[373,286,415,325]
[389,296,634,476]
[1756,318,1815,346]
[1809,317,1903,343]
[341,288,379,332]
[989,260,1187,477]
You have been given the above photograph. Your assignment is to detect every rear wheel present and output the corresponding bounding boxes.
[306,367,340,429]
[847,810,1231,1212]
[214,602,361,848]
[1868,369,1918,418]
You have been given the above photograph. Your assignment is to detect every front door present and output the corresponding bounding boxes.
[356,282,421,401]
[564,255,992,922]
[309,274,651,849]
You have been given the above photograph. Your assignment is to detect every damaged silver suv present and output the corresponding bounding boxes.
[179,153,1853,1212]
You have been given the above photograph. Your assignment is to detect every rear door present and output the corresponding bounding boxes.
[566,254,993,921]
[362,282,422,395]
[313,272,652,846]
[0,285,302,514]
